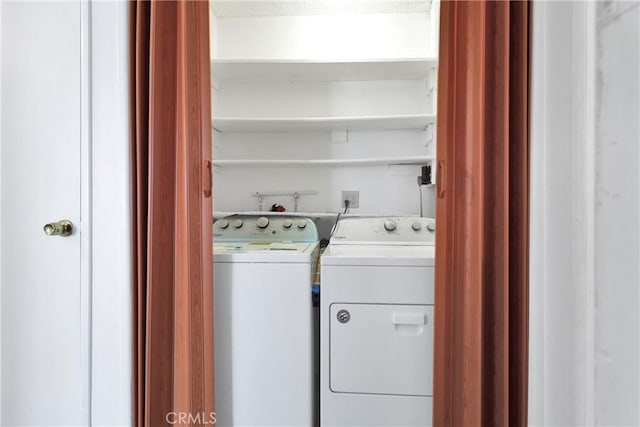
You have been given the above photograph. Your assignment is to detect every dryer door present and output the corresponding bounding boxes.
[329,303,433,397]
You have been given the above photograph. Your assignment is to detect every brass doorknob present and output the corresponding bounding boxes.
[43,220,73,237]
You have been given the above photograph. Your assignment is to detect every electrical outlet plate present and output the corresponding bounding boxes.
[342,190,359,209]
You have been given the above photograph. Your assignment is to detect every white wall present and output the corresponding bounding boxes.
[215,14,434,60]
[593,2,639,424]
[211,11,437,220]
[210,7,218,60]
[214,129,431,214]
[213,77,434,215]
[214,80,434,117]
[0,2,3,421]
[530,1,640,425]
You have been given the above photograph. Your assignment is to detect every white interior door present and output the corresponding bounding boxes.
[1,1,88,424]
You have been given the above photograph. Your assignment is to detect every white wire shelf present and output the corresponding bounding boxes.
[212,155,434,168]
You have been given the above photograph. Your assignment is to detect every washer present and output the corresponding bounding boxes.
[213,214,319,427]
[320,217,435,426]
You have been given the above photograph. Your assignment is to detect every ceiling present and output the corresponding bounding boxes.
[210,0,432,18]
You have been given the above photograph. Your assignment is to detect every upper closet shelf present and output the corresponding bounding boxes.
[211,58,438,82]
[212,114,435,133]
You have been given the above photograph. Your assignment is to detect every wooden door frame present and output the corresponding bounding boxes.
[90,1,133,425]
[529,2,598,424]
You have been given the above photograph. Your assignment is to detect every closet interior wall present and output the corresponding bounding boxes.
[210,3,440,230]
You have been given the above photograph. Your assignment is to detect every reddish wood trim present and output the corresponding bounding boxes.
[197,0,216,416]
[434,1,531,425]
[433,3,455,424]
[508,3,532,425]
[146,2,178,424]
[173,0,190,414]
[130,2,151,426]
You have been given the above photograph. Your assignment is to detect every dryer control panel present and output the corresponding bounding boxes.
[331,217,435,244]
[214,215,318,242]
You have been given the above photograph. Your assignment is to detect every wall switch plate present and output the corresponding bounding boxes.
[342,190,359,209]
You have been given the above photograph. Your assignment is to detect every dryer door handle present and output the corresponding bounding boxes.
[392,312,427,326]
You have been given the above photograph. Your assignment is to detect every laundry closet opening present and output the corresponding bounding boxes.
[210,1,440,426]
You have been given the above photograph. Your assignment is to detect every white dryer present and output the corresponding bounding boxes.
[320,217,435,427]
[213,215,319,427]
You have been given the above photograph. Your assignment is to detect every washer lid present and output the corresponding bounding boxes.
[321,244,434,267]
[214,241,318,263]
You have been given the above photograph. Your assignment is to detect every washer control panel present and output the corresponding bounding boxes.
[331,217,435,244]
[214,215,318,242]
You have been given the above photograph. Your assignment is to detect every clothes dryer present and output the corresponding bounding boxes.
[320,217,435,426]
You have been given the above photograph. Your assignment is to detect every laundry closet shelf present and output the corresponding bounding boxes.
[211,58,439,82]
[212,114,435,133]
[212,156,434,168]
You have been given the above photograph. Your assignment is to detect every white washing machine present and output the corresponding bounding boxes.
[320,217,435,427]
[213,214,319,427]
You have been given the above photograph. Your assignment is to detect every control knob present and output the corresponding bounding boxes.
[217,219,229,229]
[427,223,435,232]
[282,219,293,229]
[296,220,307,229]
[411,221,422,231]
[232,219,243,228]
[256,216,269,229]
[384,220,397,232]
